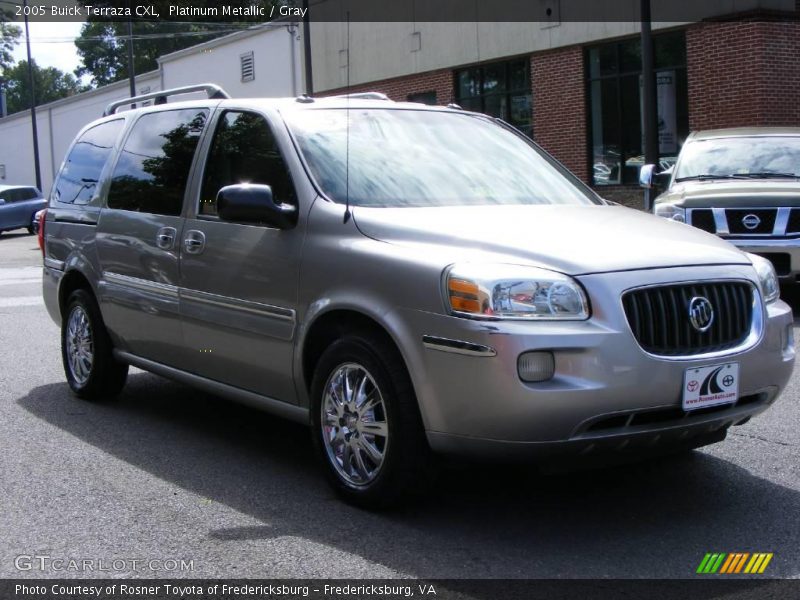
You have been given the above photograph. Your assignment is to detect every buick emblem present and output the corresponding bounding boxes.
[688,296,715,332]
[742,214,761,230]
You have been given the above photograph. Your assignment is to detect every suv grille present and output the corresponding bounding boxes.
[689,209,716,233]
[726,209,776,235]
[622,282,753,356]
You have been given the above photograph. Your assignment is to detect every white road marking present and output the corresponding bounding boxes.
[0,296,43,307]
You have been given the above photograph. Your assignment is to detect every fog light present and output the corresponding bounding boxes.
[786,324,795,353]
[517,351,555,382]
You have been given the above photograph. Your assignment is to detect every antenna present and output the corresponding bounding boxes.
[343,11,352,224]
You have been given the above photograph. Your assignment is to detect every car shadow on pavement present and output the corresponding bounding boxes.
[18,374,800,579]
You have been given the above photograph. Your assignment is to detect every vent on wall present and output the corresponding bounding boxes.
[240,51,255,82]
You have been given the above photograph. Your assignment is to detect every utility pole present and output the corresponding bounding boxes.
[640,0,658,211]
[127,18,136,107]
[302,0,313,95]
[23,0,41,191]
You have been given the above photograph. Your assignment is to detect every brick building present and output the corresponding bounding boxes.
[312,10,800,205]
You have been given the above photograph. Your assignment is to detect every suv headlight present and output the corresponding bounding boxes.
[654,203,686,222]
[748,253,780,303]
[445,264,590,320]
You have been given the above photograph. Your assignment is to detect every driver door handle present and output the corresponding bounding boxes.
[183,230,206,255]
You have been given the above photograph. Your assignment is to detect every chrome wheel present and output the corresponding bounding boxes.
[321,363,389,487]
[66,305,93,385]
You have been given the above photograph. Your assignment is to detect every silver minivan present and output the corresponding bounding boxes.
[41,85,795,506]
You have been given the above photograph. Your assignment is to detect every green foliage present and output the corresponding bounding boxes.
[0,7,22,74]
[4,59,85,114]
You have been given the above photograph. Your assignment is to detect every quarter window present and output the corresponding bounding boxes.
[454,59,532,137]
[107,109,208,216]
[199,111,296,217]
[53,119,123,205]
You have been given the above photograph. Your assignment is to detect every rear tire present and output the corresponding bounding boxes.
[61,288,128,401]
[310,331,431,508]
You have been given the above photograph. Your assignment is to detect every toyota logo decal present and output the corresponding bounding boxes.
[742,213,761,230]
[688,296,715,332]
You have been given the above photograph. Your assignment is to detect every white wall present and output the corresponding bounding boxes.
[161,24,302,98]
[0,73,160,195]
[0,23,301,195]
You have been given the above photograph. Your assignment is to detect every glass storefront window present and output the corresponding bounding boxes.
[454,59,532,137]
[587,31,688,186]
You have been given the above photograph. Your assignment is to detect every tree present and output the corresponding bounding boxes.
[0,9,22,74]
[4,59,84,114]
[73,1,279,87]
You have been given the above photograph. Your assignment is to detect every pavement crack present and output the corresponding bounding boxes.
[730,431,797,448]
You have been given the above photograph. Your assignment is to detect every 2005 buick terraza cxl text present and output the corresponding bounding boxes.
[39,84,795,507]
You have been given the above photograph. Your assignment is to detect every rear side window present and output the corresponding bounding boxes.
[53,120,123,205]
[108,109,208,216]
[199,111,296,217]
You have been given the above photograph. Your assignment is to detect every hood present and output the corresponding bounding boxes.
[659,179,800,208]
[352,204,751,276]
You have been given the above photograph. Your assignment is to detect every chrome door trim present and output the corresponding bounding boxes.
[422,335,497,357]
[102,272,179,298]
[179,287,296,323]
[114,350,309,424]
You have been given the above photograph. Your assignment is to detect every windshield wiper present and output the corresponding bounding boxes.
[675,174,739,182]
[676,172,800,182]
[732,172,800,179]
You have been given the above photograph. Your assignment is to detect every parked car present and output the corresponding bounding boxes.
[0,184,45,236]
[642,127,800,281]
[42,85,795,507]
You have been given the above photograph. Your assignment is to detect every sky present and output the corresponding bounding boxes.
[12,21,86,77]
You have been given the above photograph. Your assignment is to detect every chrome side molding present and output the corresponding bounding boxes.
[422,335,496,357]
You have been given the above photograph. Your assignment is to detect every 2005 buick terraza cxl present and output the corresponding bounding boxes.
[41,85,795,506]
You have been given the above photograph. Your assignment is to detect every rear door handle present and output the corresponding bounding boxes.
[183,230,206,255]
[155,226,177,250]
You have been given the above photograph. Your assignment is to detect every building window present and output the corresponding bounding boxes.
[454,58,532,136]
[587,31,688,186]
[407,91,437,105]
[240,51,255,83]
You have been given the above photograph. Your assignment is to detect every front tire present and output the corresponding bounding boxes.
[310,332,431,508]
[61,288,128,400]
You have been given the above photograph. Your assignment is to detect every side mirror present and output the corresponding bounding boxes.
[639,164,656,189]
[216,184,297,229]
[0,198,5,205]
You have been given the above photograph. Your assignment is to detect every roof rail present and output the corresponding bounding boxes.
[103,83,230,116]
[327,92,391,101]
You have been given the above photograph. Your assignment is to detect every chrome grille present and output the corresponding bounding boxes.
[622,282,753,357]
[726,208,776,235]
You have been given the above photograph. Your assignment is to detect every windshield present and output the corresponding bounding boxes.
[286,108,599,208]
[675,136,800,180]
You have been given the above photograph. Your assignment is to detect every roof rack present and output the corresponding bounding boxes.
[327,92,391,101]
[103,83,230,116]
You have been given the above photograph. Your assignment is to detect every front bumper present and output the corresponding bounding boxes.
[726,237,800,280]
[396,265,795,457]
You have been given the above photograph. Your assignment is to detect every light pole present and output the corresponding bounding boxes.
[23,0,42,191]
[126,18,136,107]
[641,0,658,211]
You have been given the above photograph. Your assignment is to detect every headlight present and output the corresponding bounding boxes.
[445,263,589,320]
[748,253,780,303]
[654,203,686,222]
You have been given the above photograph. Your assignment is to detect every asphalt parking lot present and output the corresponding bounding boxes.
[1,231,798,580]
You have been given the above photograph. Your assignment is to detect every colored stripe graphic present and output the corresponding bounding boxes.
[719,554,737,574]
[699,553,773,575]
